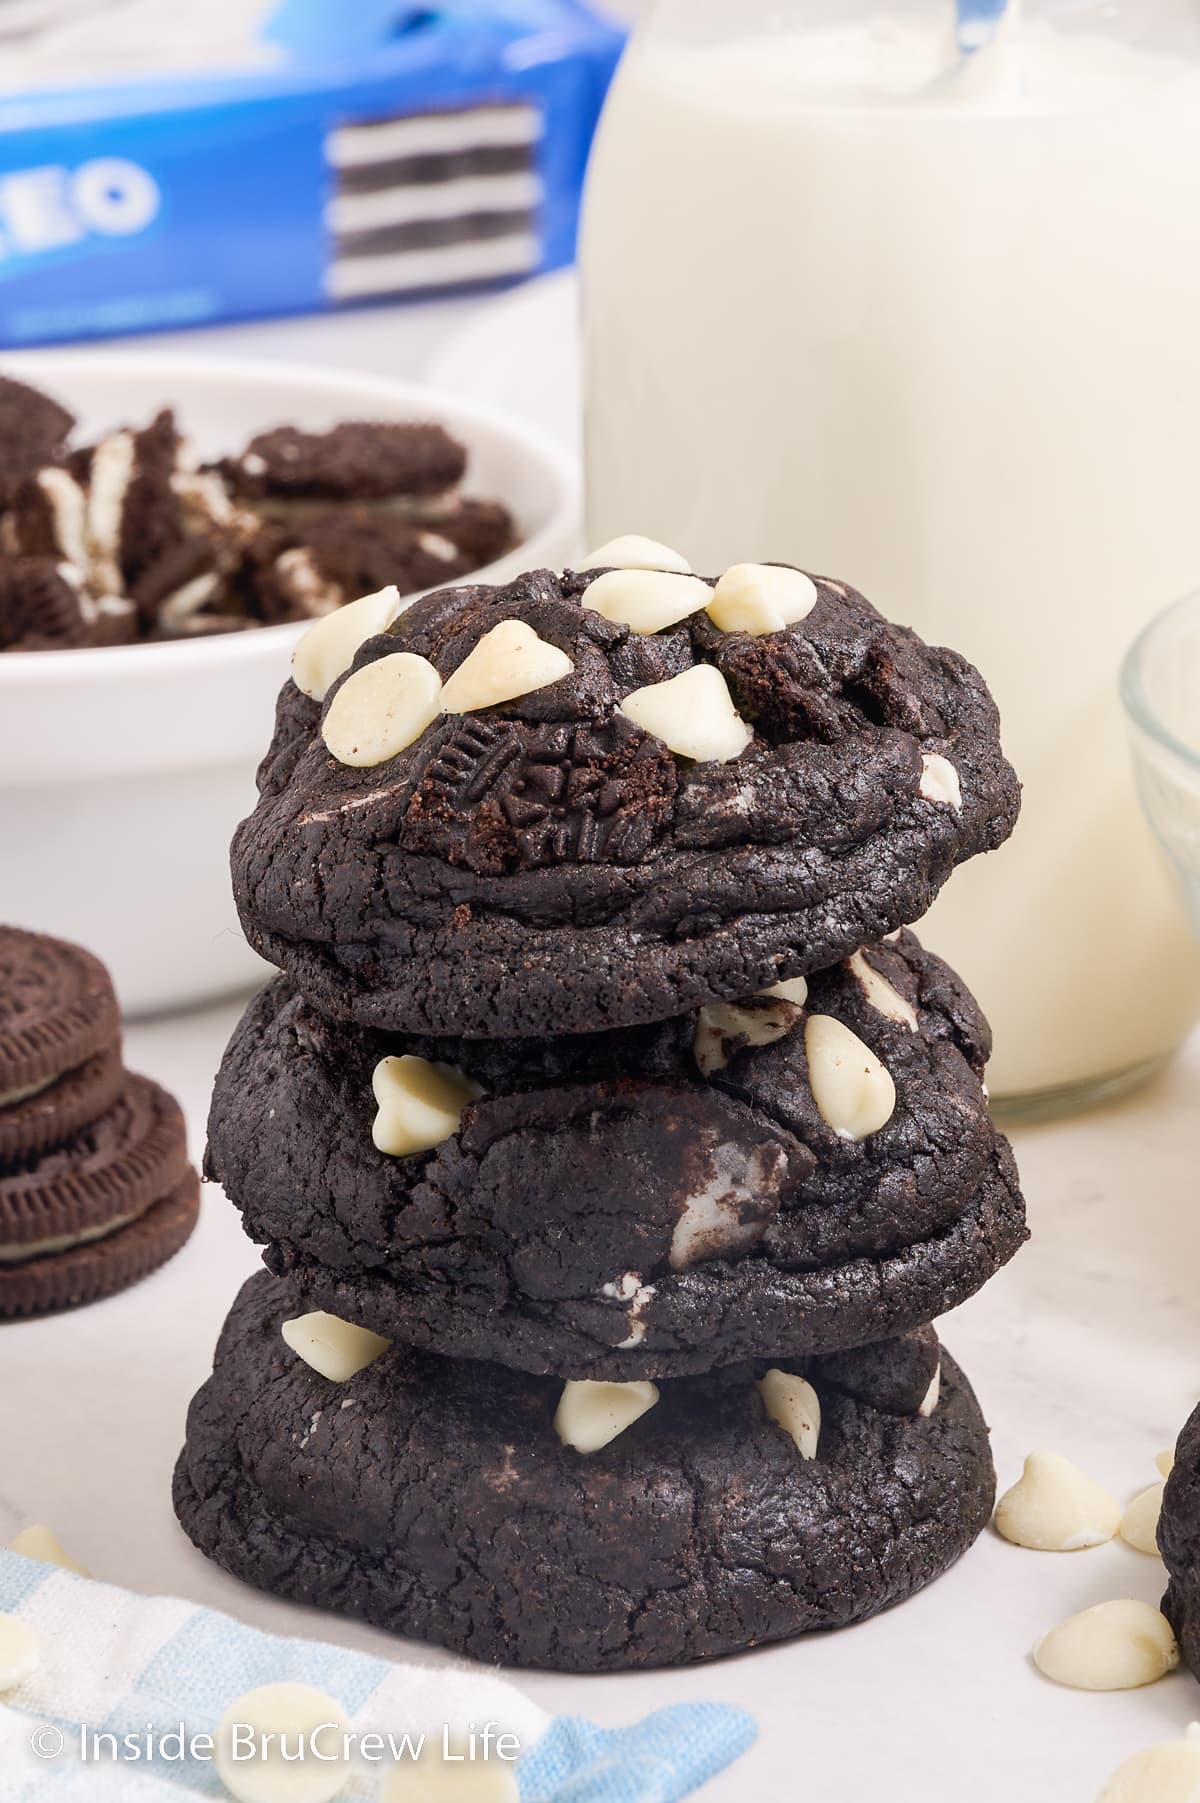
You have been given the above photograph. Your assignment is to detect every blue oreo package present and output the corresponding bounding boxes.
[0,0,625,346]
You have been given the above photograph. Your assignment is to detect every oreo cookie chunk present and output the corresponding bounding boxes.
[0,1073,199,1316]
[209,932,1024,1377]
[246,501,515,626]
[1159,1409,1200,1679]
[0,557,138,652]
[6,410,252,634]
[176,1271,994,1672]
[0,373,73,509]
[0,925,123,1159]
[232,561,1021,1038]
[222,421,468,506]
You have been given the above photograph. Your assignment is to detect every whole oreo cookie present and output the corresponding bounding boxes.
[0,1073,197,1317]
[232,564,1020,1037]
[0,926,120,1103]
[175,1271,995,1672]
[209,931,1022,1376]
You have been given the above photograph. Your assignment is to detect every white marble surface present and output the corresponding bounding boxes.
[2,993,1197,1802]
[3,289,1200,1798]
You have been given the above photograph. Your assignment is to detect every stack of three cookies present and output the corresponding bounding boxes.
[177,543,1027,1671]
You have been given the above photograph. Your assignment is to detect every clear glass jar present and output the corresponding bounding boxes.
[581,0,1200,1114]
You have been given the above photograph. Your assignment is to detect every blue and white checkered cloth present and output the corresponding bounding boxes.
[0,1550,755,1801]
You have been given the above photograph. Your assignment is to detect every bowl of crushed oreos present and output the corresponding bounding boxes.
[0,349,576,1013]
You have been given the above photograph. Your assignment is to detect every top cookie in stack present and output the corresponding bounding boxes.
[232,548,1020,1037]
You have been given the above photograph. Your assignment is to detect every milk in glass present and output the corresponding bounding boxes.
[582,0,1200,1104]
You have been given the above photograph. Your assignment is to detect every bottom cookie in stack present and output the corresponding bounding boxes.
[0,925,199,1315]
[175,1271,995,1673]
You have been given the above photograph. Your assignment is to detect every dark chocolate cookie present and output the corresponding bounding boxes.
[0,926,120,1101]
[174,1271,994,1672]
[272,1138,1025,1379]
[232,564,1021,1037]
[1159,1407,1200,1679]
[208,932,1017,1375]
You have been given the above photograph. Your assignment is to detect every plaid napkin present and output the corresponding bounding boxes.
[0,1551,755,1801]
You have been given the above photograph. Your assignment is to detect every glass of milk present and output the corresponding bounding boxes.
[581,0,1200,1113]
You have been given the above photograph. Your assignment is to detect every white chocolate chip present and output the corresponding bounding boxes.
[215,1682,350,1803]
[1097,1726,1200,1803]
[919,752,963,810]
[760,975,809,1005]
[0,1614,38,1691]
[8,1524,89,1575]
[293,585,408,702]
[440,619,573,713]
[918,1363,942,1418]
[846,949,919,1032]
[380,1746,519,1802]
[693,996,802,1076]
[579,534,692,575]
[372,1055,482,1157]
[757,1369,821,1460]
[994,1451,1121,1551]
[1121,1482,1165,1556]
[706,563,818,636]
[1157,1449,1176,1478]
[281,1312,391,1383]
[1034,1599,1179,1692]
[620,664,752,763]
[321,651,443,767]
[804,1014,897,1141]
[553,1379,659,1454]
[583,568,712,634]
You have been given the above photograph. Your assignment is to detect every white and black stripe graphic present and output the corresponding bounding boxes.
[325,102,544,301]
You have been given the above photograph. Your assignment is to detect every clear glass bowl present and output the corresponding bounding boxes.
[1121,590,1200,941]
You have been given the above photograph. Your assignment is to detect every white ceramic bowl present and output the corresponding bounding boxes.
[0,349,578,1015]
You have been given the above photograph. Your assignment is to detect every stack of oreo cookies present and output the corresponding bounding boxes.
[0,927,198,1316]
[177,547,1027,1671]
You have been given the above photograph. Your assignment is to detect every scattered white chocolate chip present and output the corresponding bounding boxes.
[1034,1599,1179,1692]
[918,1364,942,1418]
[554,1379,659,1454]
[706,563,818,636]
[1097,1726,1200,1803]
[372,1055,482,1158]
[583,567,712,634]
[757,1369,821,1461]
[440,619,573,713]
[1121,1482,1165,1556]
[993,1451,1121,1551]
[1157,1448,1176,1478]
[759,975,809,1005]
[0,1614,38,1691]
[215,1682,350,1803]
[8,1524,89,1575]
[846,949,919,1032]
[380,1745,519,1802]
[293,586,410,700]
[579,534,692,576]
[620,664,752,763]
[281,1312,391,1384]
[321,651,442,767]
[919,752,963,810]
[693,997,802,1076]
[804,1015,897,1141]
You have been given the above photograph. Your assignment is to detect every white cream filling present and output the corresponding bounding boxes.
[85,431,135,596]
[37,467,89,571]
[158,571,222,624]
[274,546,344,616]
[0,1210,137,1264]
